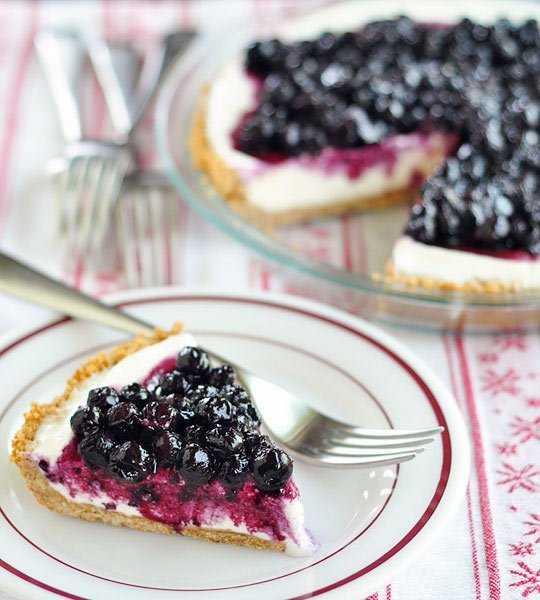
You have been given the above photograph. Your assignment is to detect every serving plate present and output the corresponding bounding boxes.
[155,0,540,332]
[0,289,468,598]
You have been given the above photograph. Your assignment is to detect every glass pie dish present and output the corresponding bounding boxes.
[155,0,540,332]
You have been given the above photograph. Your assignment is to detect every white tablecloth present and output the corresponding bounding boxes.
[0,2,539,599]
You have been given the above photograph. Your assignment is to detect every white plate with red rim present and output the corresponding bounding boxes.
[0,289,469,599]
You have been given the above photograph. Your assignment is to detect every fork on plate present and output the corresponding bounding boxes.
[0,251,444,469]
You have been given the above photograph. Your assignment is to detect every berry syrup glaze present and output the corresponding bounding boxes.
[31,341,316,556]
[231,73,458,181]
[40,439,303,547]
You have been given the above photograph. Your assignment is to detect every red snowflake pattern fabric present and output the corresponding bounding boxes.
[465,332,540,599]
[0,4,538,599]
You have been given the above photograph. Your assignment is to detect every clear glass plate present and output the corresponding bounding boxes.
[155,0,540,332]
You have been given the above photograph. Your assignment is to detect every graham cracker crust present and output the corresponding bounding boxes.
[379,261,530,294]
[10,324,285,554]
[190,98,417,228]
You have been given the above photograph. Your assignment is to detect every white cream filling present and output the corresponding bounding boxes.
[392,236,540,288]
[32,333,196,465]
[30,333,314,556]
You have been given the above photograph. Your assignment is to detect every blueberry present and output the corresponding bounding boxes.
[236,412,260,434]
[208,365,235,388]
[246,39,285,75]
[106,402,141,441]
[131,485,160,504]
[152,430,183,468]
[205,425,244,456]
[236,401,261,426]
[219,384,250,406]
[159,370,191,396]
[218,454,250,489]
[179,444,216,486]
[108,441,156,483]
[188,384,219,404]
[244,434,274,459]
[196,396,234,424]
[70,405,102,438]
[169,396,196,429]
[183,424,207,444]
[87,387,120,413]
[251,447,293,492]
[78,433,116,471]
[120,383,152,409]
[143,402,180,431]
[176,347,210,377]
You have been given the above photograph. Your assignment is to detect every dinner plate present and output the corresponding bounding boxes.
[0,289,469,599]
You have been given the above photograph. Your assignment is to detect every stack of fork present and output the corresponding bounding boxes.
[35,29,194,287]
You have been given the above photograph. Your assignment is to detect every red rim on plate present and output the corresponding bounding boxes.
[0,295,452,598]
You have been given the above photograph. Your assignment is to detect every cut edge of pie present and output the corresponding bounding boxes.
[191,97,420,229]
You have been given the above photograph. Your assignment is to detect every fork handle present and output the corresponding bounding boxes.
[0,252,155,337]
[0,251,234,366]
[87,39,141,139]
[35,30,85,143]
[91,31,196,137]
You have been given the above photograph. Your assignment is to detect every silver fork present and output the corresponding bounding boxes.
[0,252,444,468]
[89,32,195,288]
[35,30,134,268]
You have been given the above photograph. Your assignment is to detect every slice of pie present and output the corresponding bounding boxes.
[11,325,316,556]
[193,12,540,291]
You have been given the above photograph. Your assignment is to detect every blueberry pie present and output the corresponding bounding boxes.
[193,12,540,291]
[12,325,316,556]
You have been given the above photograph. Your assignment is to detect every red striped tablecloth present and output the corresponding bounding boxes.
[0,2,538,598]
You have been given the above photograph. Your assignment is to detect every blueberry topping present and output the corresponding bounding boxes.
[120,383,152,409]
[205,425,244,456]
[108,441,156,483]
[159,370,191,396]
[142,401,180,431]
[208,365,235,388]
[175,347,210,376]
[75,349,293,494]
[152,430,183,468]
[251,447,293,492]
[235,18,540,255]
[71,405,102,438]
[179,443,216,486]
[218,453,250,489]
[78,433,116,471]
[106,402,141,441]
[87,387,120,413]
